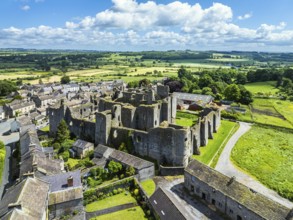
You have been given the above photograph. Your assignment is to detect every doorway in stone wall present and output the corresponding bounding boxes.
[237,215,242,220]
[202,193,206,200]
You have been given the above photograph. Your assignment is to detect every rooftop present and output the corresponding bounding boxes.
[0,178,49,220]
[149,187,187,220]
[185,160,291,220]
[72,139,94,150]
[109,149,154,170]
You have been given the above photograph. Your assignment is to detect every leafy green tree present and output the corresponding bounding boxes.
[55,120,70,144]
[61,75,70,84]
[108,161,123,175]
[224,84,241,101]
[236,73,247,85]
[0,141,4,150]
[125,166,136,177]
[139,78,151,87]
[0,80,17,96]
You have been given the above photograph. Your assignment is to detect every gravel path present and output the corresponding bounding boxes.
[215,122,293,209]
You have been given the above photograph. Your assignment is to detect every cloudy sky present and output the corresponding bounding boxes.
[0,0,293,51]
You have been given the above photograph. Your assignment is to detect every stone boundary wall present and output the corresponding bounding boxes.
[159,165,185,176]
[86,203,136,220]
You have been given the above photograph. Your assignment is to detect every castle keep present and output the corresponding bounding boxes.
[48,85,221,167]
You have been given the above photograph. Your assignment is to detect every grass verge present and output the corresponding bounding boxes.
[192,120,236,165]
[210,122,240,168]
[140,179,156,197]
[231,125,293,201]
[0,143,6,184]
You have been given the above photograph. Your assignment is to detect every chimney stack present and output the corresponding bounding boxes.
[67,176,73,187]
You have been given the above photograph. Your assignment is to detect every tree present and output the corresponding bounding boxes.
[224,84,241,101]
[139,78,151,87]
[125,166,136,177]
[0,80,17,96]
[61,75,70,84]
[236,73,247,85]
[0,141,4,150]
[55,119,70,144]
[107,161,122,175]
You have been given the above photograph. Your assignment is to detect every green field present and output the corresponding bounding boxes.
[86,193,137,212]
[244,81,279,95]
[0,143,6,184]
[90,206,147,220]
[140,179,156,197]
[193,120,236,165]
[175,111,199,127]
[231,126,293,201]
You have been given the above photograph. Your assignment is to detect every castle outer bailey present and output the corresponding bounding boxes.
[48,85,221,167]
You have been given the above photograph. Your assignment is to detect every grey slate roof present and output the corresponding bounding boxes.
[149,187,187,220]
[185,160,291,220]
[0,178,49,220]
[173,92,214,107]
[41,170,82,192]
[109,149,154,170]
[94,144,115,158]
[73,139,94,150]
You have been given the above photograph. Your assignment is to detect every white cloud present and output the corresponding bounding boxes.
[21,5,30,11]
[238,13,252,20]
[1,0,293,51]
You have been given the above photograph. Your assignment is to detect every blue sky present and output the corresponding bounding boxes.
[0,0,293,51]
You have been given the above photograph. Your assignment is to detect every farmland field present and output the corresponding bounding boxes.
[231,125,293,201]
[244,81,279,95]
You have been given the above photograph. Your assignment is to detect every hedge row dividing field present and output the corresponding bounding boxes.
[231,125,293,201]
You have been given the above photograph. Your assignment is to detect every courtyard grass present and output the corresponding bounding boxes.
[86,193,137,212]
[175,111,199,127]
[231,125,293,201]
[0,145,6,184]
[40,125,49,132]
[192,120,236,165]
[90,206,147,220]
[140,179,156,197]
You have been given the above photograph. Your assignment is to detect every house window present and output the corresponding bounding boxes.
[230,209,233,214]
[218,202,222,207]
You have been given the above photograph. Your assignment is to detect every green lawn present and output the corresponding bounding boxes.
[140,179,156,196]
[210,122,240,168]
[193,120,236,165]
[40,125,49,132]
[0,144,6,184]
[86,193,137,212]
[231,126,293,201]
[66,158,80,170]
[90,206,147,220]
[244,81,279,95]
[175,111,199,127]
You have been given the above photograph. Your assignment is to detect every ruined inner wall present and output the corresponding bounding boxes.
[133,125,191,167]
[48,104,66,135]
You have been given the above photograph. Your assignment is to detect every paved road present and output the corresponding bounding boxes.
[215,122,293,209]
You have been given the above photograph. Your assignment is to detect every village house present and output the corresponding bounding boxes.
[184,159,292,220]
[4,100,36,117]
[32,94,56,108]
[71,139,94,159]
[0,177,49,220]
[41,171,84,220]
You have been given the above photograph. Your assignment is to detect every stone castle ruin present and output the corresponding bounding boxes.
[48,85,221,167]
